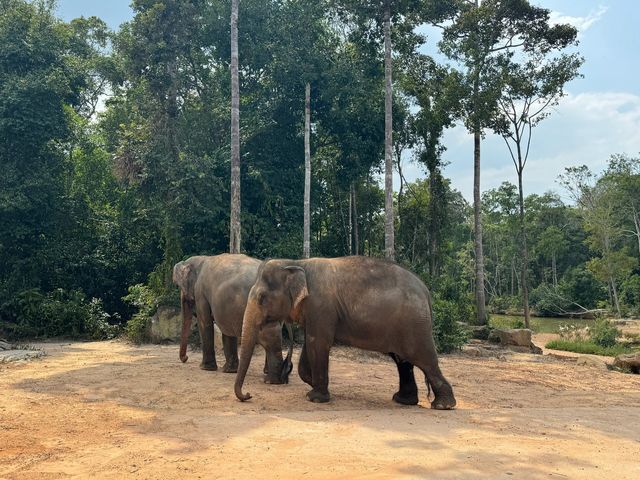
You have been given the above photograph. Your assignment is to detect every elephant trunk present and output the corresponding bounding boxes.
[235,301,260,401]
[281,323,294,383]
[179,292,194,363]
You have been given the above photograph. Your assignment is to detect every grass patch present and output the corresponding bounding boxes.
[545,339,634,357]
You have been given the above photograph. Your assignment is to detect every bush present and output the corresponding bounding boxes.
[590,318,620,348]
[122,284,157,343]
[431,297,470,354]
[0,288,119,340]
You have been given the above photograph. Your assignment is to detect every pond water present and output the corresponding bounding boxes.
[490,314,595,334]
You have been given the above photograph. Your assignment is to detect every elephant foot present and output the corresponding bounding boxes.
[222,361,238,373]
[264,375,283,385]
[199,361,218,371]
[306,389,330,403]
[392,391,419,406]
[430,395,457,410]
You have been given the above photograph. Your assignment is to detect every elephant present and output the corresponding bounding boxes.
[172,254,292,384]
[234,256,456,410]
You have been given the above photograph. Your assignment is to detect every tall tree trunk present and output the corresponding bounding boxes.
[633,205,640,257]
[611,277,621,317]
[303,82,311,259]
[517,167,531,328]
[348,186,353,255]
[473,130,487,324]
[352,183,359,255]
[383,1,394,261]
[229,0,241,253]
[552,251,558,289]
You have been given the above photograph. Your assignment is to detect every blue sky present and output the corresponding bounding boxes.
[56,1,640,201]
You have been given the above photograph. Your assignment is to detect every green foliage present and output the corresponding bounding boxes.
[0,289,118,340]
[122,284,157,344]
[590,318,620,348]
[544,339,632,357]
[431,296,471,354]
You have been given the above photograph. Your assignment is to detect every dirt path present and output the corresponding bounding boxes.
[1,341,639,479]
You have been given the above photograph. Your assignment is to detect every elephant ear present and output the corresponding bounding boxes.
[283,266,308,323]
[173,261,196,303]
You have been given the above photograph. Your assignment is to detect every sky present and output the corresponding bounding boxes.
[56,1,640,202]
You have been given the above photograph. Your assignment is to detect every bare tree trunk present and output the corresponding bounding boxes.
[552,251,558,289]
[511,257,515,296]
[229,0,241,253]
[352,183,359,255]
[611,277,621,317]
[517,167,531,328]
[633,206,640,257]
[474,130,487,324]
[383,1,394,261]
[303,82,311,259]
[348,186,353,255]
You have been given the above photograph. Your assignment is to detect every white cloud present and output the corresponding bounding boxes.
[550,5,608,36]
[396,90,640,202]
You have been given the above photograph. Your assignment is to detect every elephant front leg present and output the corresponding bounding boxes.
[297,342,313,386]
[196,302,217,371]
[389,353,418,406]
[305,336,330,403]
[221,334,239,373]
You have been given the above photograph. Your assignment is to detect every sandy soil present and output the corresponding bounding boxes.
[1,341,639,480]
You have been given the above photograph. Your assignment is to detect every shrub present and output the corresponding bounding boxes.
[0,288,119,340]
[431,297,470,354]
[590,317,620,348]
[122,284,157,343]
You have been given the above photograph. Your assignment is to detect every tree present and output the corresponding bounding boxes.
[303,81,312,258]
[491,40,581,328]
[559,165,635,316]
[383,0,394,260]
[434,0,579,324]
[230,0,241,253]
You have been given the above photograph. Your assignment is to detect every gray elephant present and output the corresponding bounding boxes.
[234,256,456,410]
[172,254,292,384]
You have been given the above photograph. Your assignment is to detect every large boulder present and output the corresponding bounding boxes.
[614,353,640,374]
[488,328,542,354]
[489,328,532,347]
[149,306,223,351]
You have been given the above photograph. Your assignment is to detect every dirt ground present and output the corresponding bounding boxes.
[1,341,639,480]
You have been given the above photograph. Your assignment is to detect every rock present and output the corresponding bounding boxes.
[0,340,12,350]
[576,355,609,370]
[149,306,223,351]
[614,353,640,374]
[469,325,491,340]
[149,306,183,344]
[529,343,543,355]
[489,328,532,347]
[0,349,44,363]
[462,345,487,357]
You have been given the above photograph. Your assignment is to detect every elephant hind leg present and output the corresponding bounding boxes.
[222,334,239,373]
[412,339,456,410]
[389,353,418,406]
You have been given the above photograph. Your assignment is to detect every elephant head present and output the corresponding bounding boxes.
[235,262,306,401]
[172,260,198,363]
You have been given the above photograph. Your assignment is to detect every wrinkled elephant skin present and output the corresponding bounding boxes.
[235,256,456,410]
[172,254,291,384]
